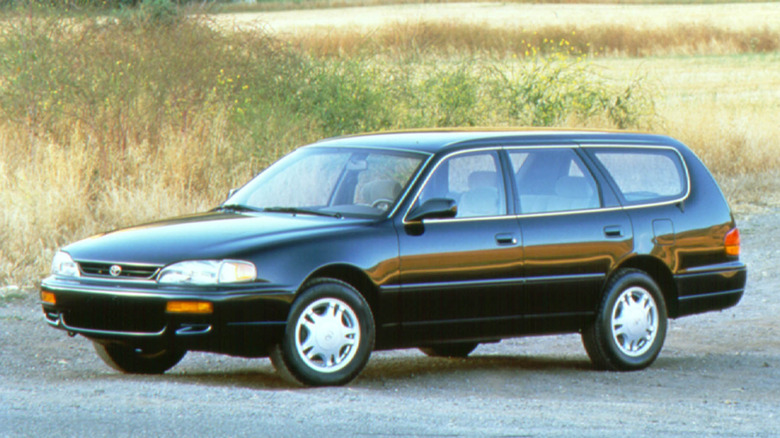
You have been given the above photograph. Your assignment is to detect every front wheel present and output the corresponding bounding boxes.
[270,278,375,386]
[93,341,185,374]
[581,269,668,371]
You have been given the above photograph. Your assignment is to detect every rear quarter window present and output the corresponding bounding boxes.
[590,147,688,205]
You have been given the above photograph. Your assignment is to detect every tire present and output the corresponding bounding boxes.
[270,278,375,387]
[420,342,479,358]
[581,269,668,371]
[93,341,186,374]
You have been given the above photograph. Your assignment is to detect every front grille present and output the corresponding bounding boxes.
[78,261,160,280]
[63,295,166,334]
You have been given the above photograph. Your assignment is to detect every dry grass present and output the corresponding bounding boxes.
[285,21,779,58]
[217,0,776,14]
[219,2,780,34]
[0,124,254,286]
[1,3,778,288]
[251,2,779,58]
[594,55,780,170]
[586,53,780,210]
[253,3,780,207]
[654,57,780,211]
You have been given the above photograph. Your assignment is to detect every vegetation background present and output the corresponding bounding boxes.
[0,0,778,289]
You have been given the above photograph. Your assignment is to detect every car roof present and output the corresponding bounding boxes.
[309,129,683,155]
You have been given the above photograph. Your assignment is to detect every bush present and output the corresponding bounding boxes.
[295,60,393,136]
[0,6,657,285]
[421,65,481,126]
[116,0,184,28]
[489,50,654,128]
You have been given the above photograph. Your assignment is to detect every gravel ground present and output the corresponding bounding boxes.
[1,209,778,437]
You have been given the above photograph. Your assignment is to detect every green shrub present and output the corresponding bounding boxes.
[0,5,660,285]
[486,48,654,128]
[294,59,393,137]
[0,5,655,173]
[422,65,481,126]
[116,0,184,28]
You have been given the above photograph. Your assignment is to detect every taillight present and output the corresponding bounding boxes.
[725,228,740,256]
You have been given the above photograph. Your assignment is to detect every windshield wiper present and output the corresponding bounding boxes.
[263,207,342,219]
[213,204,263,213]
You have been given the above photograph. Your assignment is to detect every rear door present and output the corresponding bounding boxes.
[508,146,634,333]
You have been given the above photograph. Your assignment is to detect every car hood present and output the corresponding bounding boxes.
[63,211,371,266]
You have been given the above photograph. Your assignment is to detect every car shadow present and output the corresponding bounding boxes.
[358,353,594,383]
[96,363,292,389]
[102,352,595,390]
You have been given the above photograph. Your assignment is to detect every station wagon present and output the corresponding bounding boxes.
[41,130,747,386]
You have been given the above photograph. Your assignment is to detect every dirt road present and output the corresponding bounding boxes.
[1,209,778,437]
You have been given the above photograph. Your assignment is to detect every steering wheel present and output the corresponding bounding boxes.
[371,198,393,212]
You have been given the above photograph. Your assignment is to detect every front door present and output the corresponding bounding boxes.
[396,149,524,344]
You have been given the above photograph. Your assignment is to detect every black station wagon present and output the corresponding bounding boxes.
[41,130,747,386]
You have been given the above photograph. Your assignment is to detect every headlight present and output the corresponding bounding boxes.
[51,251,80,278]
[157,260,257,285]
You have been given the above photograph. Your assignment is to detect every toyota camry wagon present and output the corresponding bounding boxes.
[41,130,747,386]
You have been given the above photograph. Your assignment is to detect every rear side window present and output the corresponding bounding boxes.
[591,147,688,204]
[509,148,601,214]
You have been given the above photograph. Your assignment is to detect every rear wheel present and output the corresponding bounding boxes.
[93,341,185,374]
[420,342,479,358]
[582,269,668,371]
[270,278,375,386]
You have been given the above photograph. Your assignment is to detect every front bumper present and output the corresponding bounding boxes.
[40,277,294,357]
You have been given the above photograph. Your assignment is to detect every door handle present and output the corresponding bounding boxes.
[495,233,518,245]
[604,226,623,238]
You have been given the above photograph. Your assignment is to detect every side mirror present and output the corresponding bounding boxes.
[406,198,457,222]
[226,188,238,201]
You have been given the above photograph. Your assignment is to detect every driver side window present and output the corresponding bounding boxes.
[419,150,507,218]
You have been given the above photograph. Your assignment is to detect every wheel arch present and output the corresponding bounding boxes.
[612,255,680,318]
[300,264,380,315]
[273,264,378,386]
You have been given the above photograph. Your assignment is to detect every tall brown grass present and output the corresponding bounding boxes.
[0,122,254,286]
[662,98,780,211]
[1,4,777,289]
[0,9,288,286]
[216,0,778,14]
[288,21,780,58]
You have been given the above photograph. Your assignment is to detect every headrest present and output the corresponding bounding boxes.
[468,171,498,189]
[555,176,594,199]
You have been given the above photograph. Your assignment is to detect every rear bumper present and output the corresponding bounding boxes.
[40,278,294,357]
[674,261,747,317]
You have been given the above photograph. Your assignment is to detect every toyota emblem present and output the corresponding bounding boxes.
[109,265,123,277]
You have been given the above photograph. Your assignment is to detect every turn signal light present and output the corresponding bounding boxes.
[725,228,740,256]
[166,301,213,314]
[41,291,56,305]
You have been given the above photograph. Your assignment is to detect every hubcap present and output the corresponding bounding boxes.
[611,286,658,357]
[295,298,360,373]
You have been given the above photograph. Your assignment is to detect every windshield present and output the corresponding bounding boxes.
[225,147,427,218]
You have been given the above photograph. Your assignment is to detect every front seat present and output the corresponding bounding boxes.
[361,179,402,207]
[458,171,501,218]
